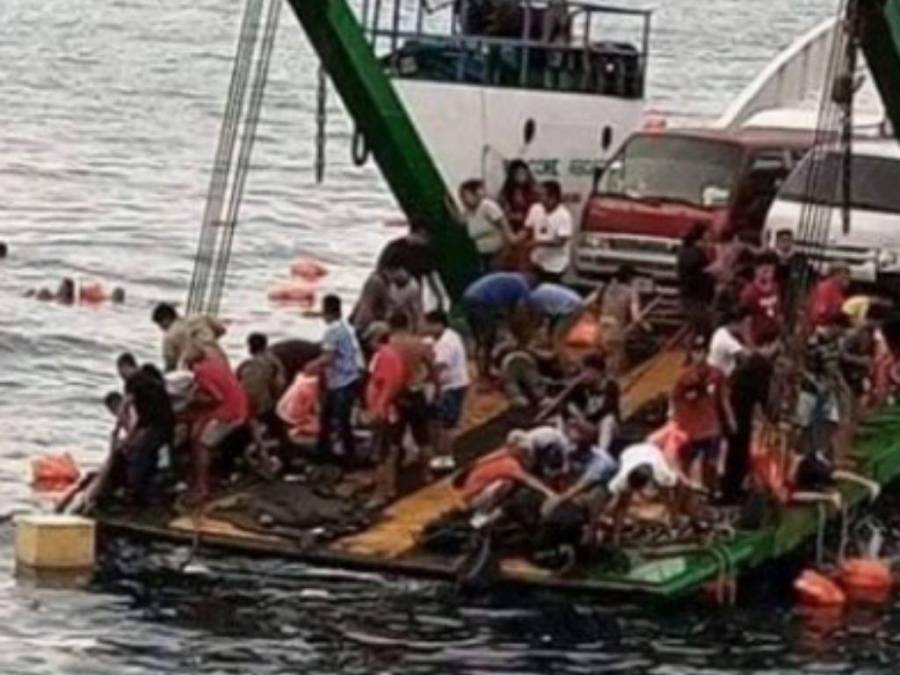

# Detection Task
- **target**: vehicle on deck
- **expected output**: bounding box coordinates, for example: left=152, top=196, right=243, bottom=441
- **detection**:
left=764, top=137, right=900, bottom=294
left=569, top=127, right=815, bottom=292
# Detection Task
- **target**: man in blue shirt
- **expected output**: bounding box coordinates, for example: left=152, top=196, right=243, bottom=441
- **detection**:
left=528, top=283, right=589, bottom=357
left=462, top=272, right=534, bottom=378
left=306, top=294, right=364, bottom=460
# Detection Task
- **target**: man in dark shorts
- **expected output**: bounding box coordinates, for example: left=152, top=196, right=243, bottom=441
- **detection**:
left=113, top=352, right=175, bottom=505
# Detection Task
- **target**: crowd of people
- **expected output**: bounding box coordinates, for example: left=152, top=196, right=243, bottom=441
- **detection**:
left=84, top=170, right=899, bottom=575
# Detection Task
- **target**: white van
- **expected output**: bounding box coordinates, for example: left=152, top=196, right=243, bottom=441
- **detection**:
left=763, top=138, right=900, bottom=292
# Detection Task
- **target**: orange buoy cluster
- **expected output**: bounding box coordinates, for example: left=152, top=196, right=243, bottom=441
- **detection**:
left=795, top=559, right=894, bottom=609
left=268, top=256, right=329, bottom=309
left=31, top=452, right=81, bottom=491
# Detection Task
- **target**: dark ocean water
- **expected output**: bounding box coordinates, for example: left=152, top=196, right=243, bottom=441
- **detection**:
left=6, top=0, right=896, bottom=672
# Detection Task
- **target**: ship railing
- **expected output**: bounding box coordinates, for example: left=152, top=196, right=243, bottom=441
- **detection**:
left=359, top=0, right=651, bottom=97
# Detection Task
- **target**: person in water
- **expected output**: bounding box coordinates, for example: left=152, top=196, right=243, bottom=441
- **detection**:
left=151, top=302, right=228, bottom=372
left=27, top=278, right=126, bottom=304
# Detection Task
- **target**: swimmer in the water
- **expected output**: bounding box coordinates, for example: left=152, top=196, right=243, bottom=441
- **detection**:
left=26, top=278, right=124, bottom=304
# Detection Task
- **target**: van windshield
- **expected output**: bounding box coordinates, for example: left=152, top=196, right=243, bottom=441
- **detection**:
left=779, top=150, right=900, bottom=214
left=598, top=135, right=744, bottom=207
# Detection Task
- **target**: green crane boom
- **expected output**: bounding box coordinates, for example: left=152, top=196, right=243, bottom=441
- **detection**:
left=284, top=0, right=481, bottom=301
left=859, top=0, right=900, bottom=138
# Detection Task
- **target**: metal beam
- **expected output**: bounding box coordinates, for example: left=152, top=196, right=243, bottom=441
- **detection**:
left=859, top=0, right=900, bottom=139
left=284, top=0, right=481, bottom=300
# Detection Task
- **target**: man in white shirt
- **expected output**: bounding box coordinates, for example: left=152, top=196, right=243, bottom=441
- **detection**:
left=527, top=180, right=573, bottom=283
left=707, top=308, right=750, bottom=377
left=459, top=179, right=518, bottom=272
left=424, top=310, right=471, bottom=470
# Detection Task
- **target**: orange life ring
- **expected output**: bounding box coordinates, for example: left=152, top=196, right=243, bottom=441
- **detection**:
left=794, top=569, right=846, bottom=608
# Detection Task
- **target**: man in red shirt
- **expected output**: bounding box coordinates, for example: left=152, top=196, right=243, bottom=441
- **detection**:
left=365, top=325, right=409, bottom=507
left=184, top=346, right=249, bottom=505
left=671, top=335, right=735, bottom=494
left=808, top=262, right=851, bottom=328
left=740, top=254, right=781, bottom=346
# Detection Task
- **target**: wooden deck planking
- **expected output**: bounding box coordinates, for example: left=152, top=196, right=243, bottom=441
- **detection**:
left=333, top=346, right=684, bottom=559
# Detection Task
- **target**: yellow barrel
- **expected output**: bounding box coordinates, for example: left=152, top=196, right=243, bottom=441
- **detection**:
left=14, top=514, right=95, bottom=570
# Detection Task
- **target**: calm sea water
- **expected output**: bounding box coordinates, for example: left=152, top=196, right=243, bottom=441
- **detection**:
left=6, top=0, right=895, bottom=672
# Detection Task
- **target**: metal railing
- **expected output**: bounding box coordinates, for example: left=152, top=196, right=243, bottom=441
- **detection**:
left=358, top=0, right=651, bottom=97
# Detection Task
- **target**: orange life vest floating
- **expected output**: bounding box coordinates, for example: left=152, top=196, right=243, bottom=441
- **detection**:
left=794, top=569, right=846, bottom=608
left=277, top=374, right=320, bottom=439
left=267, top=282, right=316, bottom=307
left=289, top=257, right=328, bottom=282
left=31, top=452, right=81, bottom=491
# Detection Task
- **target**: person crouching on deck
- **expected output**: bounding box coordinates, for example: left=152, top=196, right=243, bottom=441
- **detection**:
left=671, top=334, right=735, bottom=496
left=305, top=294, right=364, bottom=462
left=107, top=353, right=175, bottom=506
left=599, top=440, right=697, bottom=546
left=183, top=346, right=249, bottom=507
left=461, top=271, right=534, bottom=379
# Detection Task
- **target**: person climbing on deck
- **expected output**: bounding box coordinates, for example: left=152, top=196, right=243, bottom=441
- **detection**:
left=183, top=345, right=249, bottom=507
left=151, top=302, right=228, bottom=372
left=424, top=309, right=470, bottom=472
left=461, top=271, right=534, bottom=378
left=739, top=253, right=782, bottom=346
left=676, top=222, right=715, bottom=337
left=459, top=178, right=520, bottom=273
left=267, top=338, right=322, bottom=383
left=808, top=262, right=852, bottom=328
left=526, top=180, right=573, bottom=284
left=671, top=334, right=735, bottom=495
left=526, top=282, right=589, bottom=359
left=599, top=264, right=643, bottom=376
left=305, top=294, right=364, bottom=461
left=497, top=337, right=562, bottom=409
left=104, top=353, right=175, bottom=507
left=506, top=426, right=575, bottom=481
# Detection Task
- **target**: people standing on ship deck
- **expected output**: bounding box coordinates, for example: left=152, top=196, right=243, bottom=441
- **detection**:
left=808, top=262, right=851, bottom=329
left=498, top=159, right=539, bottom=269
left=151, top=302, right=229, bottom=372
left=526, top=180, right=573, bottom=284
left=676, top=223, right=715, bottom=338
left=305, top=295, right=364, bottom=461
left=459, top=178, right=520, bottom=272
left=671, top=334, right=735, bottom=495
left=351, top=267, right=392, bottom=338
left=183, top=345, right=249, bottom=506
left=385, top=265, right=425, bottom=333
left=739, top=253, right=782, bottom=347
left=424, top=309, right=470, bottom=471
left=599, top=264, right=642, bottom=376
left=237, top=332, right=287, bottom=443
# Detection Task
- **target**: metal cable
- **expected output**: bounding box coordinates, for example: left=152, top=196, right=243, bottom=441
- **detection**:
left=187, top=0, right=263, bottom=315
left=208, top=0, right=281, bottom=315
